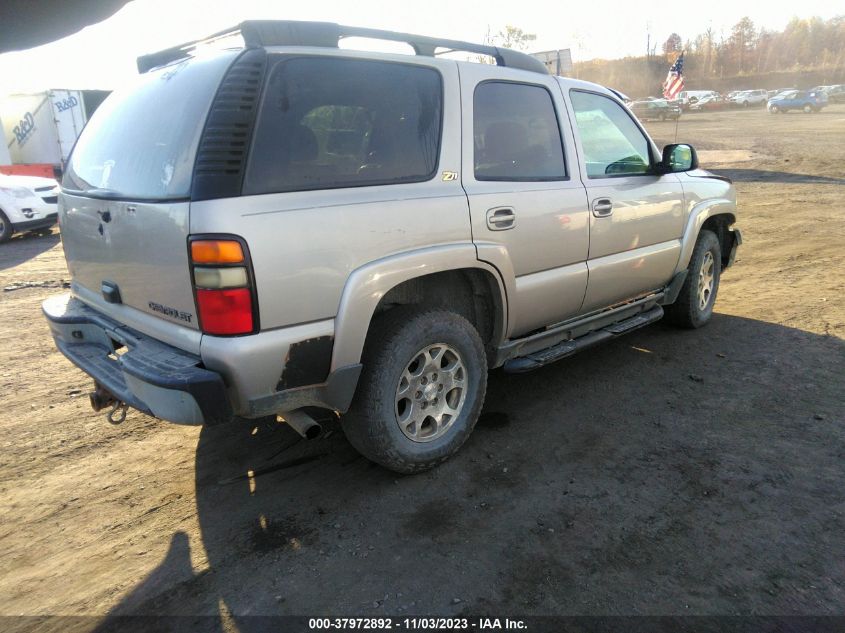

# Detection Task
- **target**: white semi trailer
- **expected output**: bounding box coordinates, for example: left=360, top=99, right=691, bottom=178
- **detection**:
left=1, top=90, right=91, bottom=174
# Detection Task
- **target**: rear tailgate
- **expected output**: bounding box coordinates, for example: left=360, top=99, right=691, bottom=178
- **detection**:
left=58, top=49, right=239, bottom=352
left=60, top=194, right=197, bottom=331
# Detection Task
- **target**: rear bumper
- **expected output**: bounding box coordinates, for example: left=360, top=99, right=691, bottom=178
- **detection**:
left=43, top=293, right=232, bottom=425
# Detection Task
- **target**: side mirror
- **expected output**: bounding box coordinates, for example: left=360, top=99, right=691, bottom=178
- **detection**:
left=658, top=143, right=698, bottom=173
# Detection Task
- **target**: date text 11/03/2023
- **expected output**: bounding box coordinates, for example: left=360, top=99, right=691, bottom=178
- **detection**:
left=308, top=618, right=527, bottom=630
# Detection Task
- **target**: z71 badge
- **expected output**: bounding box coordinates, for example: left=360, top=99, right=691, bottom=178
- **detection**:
left=441, top=171, right=458, bottom=181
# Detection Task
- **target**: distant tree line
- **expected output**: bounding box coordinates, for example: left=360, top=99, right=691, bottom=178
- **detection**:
left=573, top=15, right=845, bottom=97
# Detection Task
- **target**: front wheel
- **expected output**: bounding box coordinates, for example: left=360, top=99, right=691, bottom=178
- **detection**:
left=803, top=104, right=813, bottom=113
left=0, top=211, right=12, bottom=243
left=769, top=105, right=779, bottom=114
left=665, top=230, right=722, bottom=329
left=343, top=308, right=488, bottom=473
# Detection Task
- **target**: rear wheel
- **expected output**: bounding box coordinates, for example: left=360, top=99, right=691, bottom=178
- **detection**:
left=0, top=211, right=12, bottom=243
left=803, top=104, right=813, bottom=113
left=343, top=308, right=488, bottom=473
left=665, top=230, right=721, bottom=329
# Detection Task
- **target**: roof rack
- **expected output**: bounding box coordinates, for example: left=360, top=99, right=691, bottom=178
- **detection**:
left=137, top=20, right=549, bottom=75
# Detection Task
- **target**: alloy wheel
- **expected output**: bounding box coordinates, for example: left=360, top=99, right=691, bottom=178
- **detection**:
left=698, top=251, right=715, bottom=311
left=394, top=343, right=467, bottom=443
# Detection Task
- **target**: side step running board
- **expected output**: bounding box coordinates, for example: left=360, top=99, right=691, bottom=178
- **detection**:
left=503, top=305, right=664, bottom=373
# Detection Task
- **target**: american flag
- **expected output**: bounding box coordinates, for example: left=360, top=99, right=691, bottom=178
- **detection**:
left=663, top=52, right=685, bottom=100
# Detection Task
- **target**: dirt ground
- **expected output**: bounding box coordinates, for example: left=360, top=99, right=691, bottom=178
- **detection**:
left=1, top=105, right=843, bottom=627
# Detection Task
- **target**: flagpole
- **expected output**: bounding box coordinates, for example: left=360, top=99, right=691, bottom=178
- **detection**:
left=674, top=101, right=680, bottom=143
left=673, top=50, right=685, bottom=143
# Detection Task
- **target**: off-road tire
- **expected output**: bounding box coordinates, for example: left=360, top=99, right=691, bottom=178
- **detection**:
left=342, top=308, right=487, bottom=474
left=0, top=211, right=12, bottom=243
left=665, top=229, right=721, bottom=329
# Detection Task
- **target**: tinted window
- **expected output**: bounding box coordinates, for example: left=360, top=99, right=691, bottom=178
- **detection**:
left=569, top=90, right=652, bottom=178
left=244, top=58, right=442, bottom=194
left=63, top=52, right=236, bottom=199
left=473, top=82, right=565, bottom=181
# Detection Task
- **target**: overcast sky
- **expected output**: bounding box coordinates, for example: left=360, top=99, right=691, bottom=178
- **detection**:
left=0, top=0, right=840, bottom=92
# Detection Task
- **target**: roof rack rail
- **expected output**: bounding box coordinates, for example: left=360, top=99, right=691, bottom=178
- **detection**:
left=137, top=20, right=549, bottom=75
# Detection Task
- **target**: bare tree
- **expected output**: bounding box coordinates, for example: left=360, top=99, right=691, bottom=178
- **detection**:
left=492, top=26, right=537, bottom=51
left=662, top=33, right=683, bottom=55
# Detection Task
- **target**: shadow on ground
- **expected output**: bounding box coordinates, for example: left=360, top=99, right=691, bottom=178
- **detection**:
left=0, top=231, right=60, bottom=271
left=93, top=314, right=845, bottom=628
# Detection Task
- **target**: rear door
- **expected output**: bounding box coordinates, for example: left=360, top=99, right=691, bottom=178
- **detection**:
left=459, top=64, right=590, bottom=337
left=565, top=88, right=684, bottom=312
left=59, top=51, right=238, bottom=348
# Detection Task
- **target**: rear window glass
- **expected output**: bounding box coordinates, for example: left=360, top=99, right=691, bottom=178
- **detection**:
left=63, top=52, right=236, bottom=200
left=243, top=57, right=442, bottom=195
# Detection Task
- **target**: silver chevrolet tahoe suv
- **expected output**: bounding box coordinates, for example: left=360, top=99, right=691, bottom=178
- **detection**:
left=43, top=21, right=741, bottom=473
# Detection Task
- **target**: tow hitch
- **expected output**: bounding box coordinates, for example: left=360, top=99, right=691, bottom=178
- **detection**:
left=89, top=383, right=128, bottom=424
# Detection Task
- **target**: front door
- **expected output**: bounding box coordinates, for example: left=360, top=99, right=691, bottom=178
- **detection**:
left=460, top=64, right=590, bottom=338
left=565, top=89, right=685, bottom=312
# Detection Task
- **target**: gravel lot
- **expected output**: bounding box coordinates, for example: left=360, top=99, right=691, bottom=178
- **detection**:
left=1, top=105, right=843, bottom=626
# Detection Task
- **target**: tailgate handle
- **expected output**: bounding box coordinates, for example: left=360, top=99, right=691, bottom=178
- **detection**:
left=101, top=281, right=122, bottom=304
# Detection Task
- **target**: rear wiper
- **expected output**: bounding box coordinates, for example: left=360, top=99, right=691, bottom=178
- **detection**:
left=62, top=187, right=126, bottom=200
left=61, top=187, right=190, bottom=203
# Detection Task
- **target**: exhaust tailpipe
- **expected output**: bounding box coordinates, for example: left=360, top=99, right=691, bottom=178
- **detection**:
left=282, top=410, right=322, bottom=440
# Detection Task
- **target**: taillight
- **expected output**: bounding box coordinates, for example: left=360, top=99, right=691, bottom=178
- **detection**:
left=195, top=288, right=253, bottom=335
left=189, top=237, right=257, bottom=336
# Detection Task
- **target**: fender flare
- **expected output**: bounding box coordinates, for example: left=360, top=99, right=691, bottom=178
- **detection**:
left=330, top=243, right=509, bottom=371
left=674, top=199, right=736, bottom=275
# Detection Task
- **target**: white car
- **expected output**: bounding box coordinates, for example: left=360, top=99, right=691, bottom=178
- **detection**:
left=731, top=89, right=768, bottom=107
left=0, top=173, right=60, bottom=242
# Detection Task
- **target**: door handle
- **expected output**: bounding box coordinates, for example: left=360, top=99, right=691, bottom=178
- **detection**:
left=592, top=198, right=613, bottom=218
left=486, top=206, right=516, bottom=231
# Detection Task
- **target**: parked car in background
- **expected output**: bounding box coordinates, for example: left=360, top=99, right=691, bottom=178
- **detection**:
left=731, top=89, right=768, bottom=107
left=809, top=86, right=831, bottom=95
left=0, top=173, right=59, bottom=242
left=677, top=90, right=718, bottom=110
left=824, top=84, right=845, bottom=103
left=767, top=89, right=828, bottom=113
left=689, top=94, right=729, bottom=111
left=629, top=98, right=681, bottom=121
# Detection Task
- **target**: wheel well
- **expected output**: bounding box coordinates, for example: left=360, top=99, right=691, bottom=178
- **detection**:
left=372, top=269, right=504, bottom=358
left=701, top=214, right=735, bottom=268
